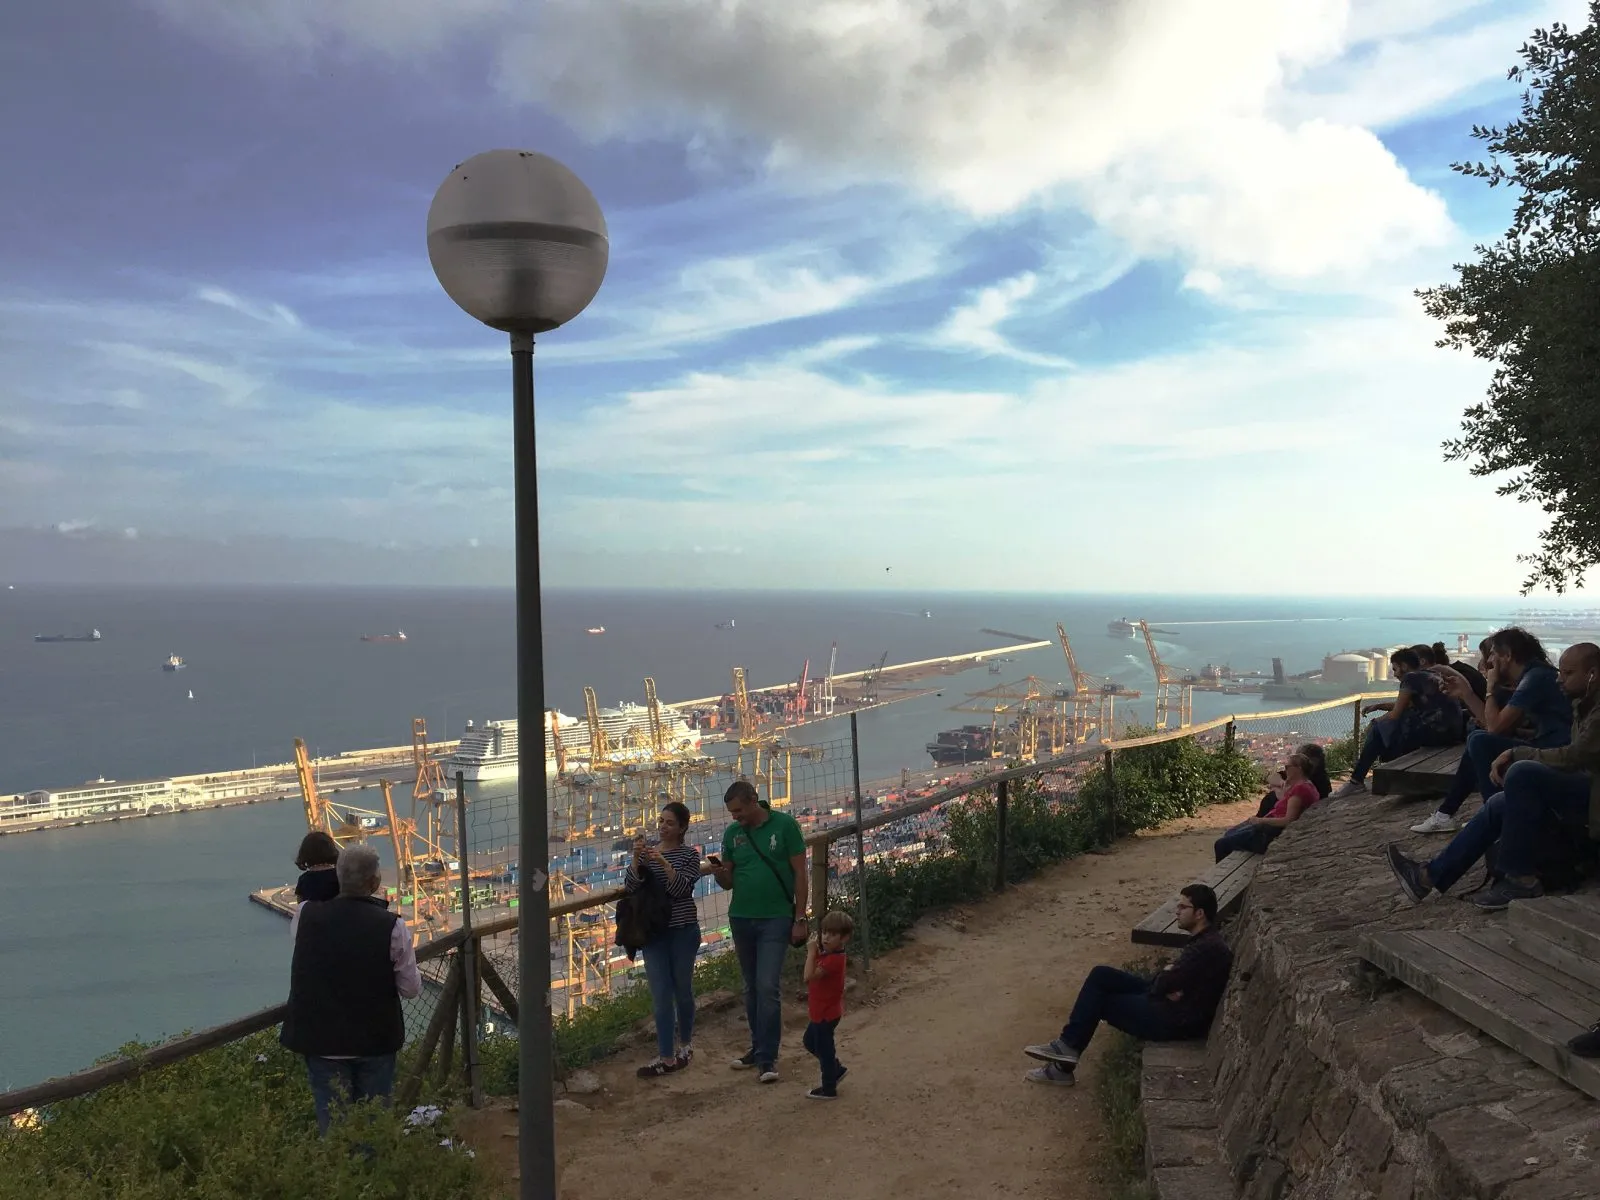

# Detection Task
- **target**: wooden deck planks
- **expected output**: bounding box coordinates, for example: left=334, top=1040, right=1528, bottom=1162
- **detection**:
left=1361, top=928, right=1600, bottom=1102
left=1372, top=744, right=1464, bottom=797
left=1133, top=851, right=1261, bottom=948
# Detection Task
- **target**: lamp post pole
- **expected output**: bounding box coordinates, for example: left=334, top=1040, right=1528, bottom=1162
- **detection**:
left=427, top=148, right=609, bottom=1200
left=510, top=331, right=555, bottom=1196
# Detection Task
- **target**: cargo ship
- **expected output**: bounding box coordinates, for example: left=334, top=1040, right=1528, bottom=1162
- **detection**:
left=162, top=654, right=185, bottom=672
left=926, top=725, right=998, bottom=765
left=35, top=629, right=101, bottom=643
left=361, top=631, right=407, bottom=643
left=1107, top=618, right=1137, bottom=638
left=448, top=701, right=703, bottom=781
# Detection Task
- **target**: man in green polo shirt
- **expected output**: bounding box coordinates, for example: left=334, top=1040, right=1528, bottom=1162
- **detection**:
left=708, top=779, right=808, bottom=1083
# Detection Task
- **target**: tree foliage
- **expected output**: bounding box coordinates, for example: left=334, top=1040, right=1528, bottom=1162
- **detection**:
left=1419, top=5, right=1600, bottom=592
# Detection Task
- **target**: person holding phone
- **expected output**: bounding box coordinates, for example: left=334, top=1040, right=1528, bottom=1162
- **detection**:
left=709, top=779, right=808, bottom=1084
left=625, top=801, right=704, bottom=1078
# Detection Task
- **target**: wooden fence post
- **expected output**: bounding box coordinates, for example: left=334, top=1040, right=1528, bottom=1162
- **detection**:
left=1224, top=720, right=1236, bottom=756
left=1352, top=697, right=1362, bottom=745
left=810, top=840, right=830, bottom=932
left=994, top=778, right=1009, bottom=891
left=1103, top=748, right=1117, bottom=841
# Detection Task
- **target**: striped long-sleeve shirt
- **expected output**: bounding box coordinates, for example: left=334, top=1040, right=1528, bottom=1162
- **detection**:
left=624, top=845, right=702, bottom=929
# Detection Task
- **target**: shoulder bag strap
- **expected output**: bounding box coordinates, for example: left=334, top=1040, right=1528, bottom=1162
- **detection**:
left=741, top=821, right=797, bottom=910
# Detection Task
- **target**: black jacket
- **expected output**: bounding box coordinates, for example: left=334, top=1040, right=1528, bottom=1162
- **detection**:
left=280, top=895, right=405, bottom=1058
left=294, top=867, right=340, bottom=903
left=1148, top=927, right=1233, bottom=1035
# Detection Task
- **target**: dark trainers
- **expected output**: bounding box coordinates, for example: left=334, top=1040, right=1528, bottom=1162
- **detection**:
left=1469, top=877, right=1544, bottom=911
left=636, top=1058, right=679, bottom=1078
left=1385, top=843, right=1432, bottom=906
left=757, top=1065, right=779, bottom=1084
left=807, top=1086, right=838, bottom=1100
left=1568, top=1023, right=1600, bottom=1058
left=730, top=1051, right=758, bottom=1071
left=1023, top=1038, right=1080, bottom=1066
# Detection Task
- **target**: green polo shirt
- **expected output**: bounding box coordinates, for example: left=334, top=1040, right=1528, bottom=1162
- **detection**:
left=722, top=807, right=806, bottom=919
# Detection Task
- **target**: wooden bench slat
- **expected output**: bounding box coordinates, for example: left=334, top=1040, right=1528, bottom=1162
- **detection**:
left=1372, top=743, right=1464, bottom=797
left=1132, top=851, right=1262, bottom=948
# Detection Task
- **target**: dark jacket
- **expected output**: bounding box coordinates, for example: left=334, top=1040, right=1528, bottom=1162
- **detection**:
left=1148, top=927, right=1233, bottom=1035
left=294, top=867, right=340, bottom=903
left=280, top=895, right=404, bottom=1058
left=1510, top=689, right=1600, bottom=838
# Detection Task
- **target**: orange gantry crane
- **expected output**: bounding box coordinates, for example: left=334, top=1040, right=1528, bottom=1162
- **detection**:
left=1138, top=620, right=1195, bottom=729
left=953, top=676, right=1053, bottom=762
left=1056, top=623, right=1142, bottom=743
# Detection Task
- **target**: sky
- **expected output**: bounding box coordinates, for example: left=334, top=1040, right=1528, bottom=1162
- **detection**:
left=0, top=0, right=1593, bottom=593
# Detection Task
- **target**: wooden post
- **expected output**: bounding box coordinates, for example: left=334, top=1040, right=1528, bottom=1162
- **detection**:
left=1224, top=720, right=1236, bottom=756
left=994, top=778, right=1009, bottom=891
left=399, top=956, right=463, bottom=1109
left=455, top=772, right=483, bottom=1107
left=849, top=711, right=871, bottom=974
left=434, top=965, right=462, bottom=1088
left=1352, top=697, right=1362, bottom=745
left=478, top=955, right=521, bottom=1026
left=1103, top=748, right=1117, bottom=842
left=810, top=838, right=830, bottom=932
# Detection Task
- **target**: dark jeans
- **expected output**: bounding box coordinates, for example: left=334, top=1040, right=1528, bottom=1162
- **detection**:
left=803, top=1019, right=843, bottom=1087
left=1059, top=965, right=1186, bottom=1053
left=642, top=923, right=701, bottom=1060
left=303, top=1053, right=397, bottom=1136
left=731, top=915, right=790, bottom=1067
left=1215, top=821, right=1282, bottom=862
left=1427, top=762, right=1592, bottom=891
left=1437, top=731, right=1528, bottom=817
left=1351, top=720, right=1422, bottom=784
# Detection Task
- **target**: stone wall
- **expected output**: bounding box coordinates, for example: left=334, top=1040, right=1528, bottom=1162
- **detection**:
left=1200, top=795, right=1600, bottom=1200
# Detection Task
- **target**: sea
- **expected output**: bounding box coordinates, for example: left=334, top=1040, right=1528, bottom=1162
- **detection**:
left=0, top=585, right=1545, bottom=1088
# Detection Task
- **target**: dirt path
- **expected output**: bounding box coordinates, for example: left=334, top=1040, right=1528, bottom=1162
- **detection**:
left=460, top=796, right=1258, bottom=1199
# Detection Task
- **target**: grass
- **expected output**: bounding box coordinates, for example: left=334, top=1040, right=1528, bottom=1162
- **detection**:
left=1095, top=1029, right=1155, bottom=1200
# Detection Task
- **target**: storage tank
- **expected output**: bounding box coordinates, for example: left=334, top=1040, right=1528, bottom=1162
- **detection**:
left=1367, top=652, right=1391, bottom=682
left=1325, top=653, right=1374, bottom=686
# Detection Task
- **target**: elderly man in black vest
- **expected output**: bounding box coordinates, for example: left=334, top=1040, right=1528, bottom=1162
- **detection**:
left=280, top=844, right=421, bottom=1134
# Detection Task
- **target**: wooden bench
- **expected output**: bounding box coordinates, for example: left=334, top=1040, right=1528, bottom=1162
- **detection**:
left=1360, top=895, right=1600, bottom=1101
left=1133, top=850, right=1261, bottom=947
left=1371, top=744, right=1463, bottom=797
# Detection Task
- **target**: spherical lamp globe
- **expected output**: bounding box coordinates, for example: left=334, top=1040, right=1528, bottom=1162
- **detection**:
left=427, top=149, right=608, bottom=335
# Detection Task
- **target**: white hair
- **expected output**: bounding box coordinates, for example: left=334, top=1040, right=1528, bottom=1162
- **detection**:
left=336, top=844, right=383, bottom=896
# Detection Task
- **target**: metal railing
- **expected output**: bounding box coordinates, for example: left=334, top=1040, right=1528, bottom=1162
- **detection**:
left=0, top=691, right=1383, bottom=1119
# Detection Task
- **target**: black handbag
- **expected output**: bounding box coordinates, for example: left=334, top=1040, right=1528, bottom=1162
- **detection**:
left=614, top=868, right=673, bottom=960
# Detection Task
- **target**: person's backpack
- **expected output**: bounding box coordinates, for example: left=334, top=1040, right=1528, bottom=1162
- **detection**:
left=614, top=871, right=673, bottom=961
left=1480, top=811, right=1600, bottom=894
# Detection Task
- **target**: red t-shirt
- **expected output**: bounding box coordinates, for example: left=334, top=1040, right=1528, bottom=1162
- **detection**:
left=808, top=949, right=847, bottom=1022
left=1266, top=779, right=1319, bottom=821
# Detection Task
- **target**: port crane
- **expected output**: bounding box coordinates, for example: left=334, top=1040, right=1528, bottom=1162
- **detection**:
left=1056, top=623, right=1142, bottom=743
left=1138, top=620, right=1195, bottom=729
left=952, top=676, right=1051, bottom=762
left=859, top=651, right=890, bottom=705
left=812, top=642, right=839, bottom=717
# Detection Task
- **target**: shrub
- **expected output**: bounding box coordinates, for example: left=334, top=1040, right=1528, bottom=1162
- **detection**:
left=1075, top=731, right=1262, bottom=835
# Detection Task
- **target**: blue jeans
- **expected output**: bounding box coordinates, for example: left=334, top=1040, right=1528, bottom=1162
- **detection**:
left=804, top=1019, right=843, bottom=1088
left=1059, top=965, right=1185, bottom=1052
left=1427, top=762, right=1592, bottom=890
left=303, top=1053, right=397, bottom=1135
left=1351, top=720, right=1418, bottom=784
left=1214, top=821, right=1281, bottom=862
left=641, top=923, right=701, bottom=1059
left=1437, top=731, right=1526, bottom=817
left=730, top=915, right=791, bottom=1067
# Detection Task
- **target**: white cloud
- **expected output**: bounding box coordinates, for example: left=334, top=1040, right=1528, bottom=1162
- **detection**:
left=939, top=273, right=1073, bottom=368
left=54, top=519, right=96, bottom=535
left=1181, top=270, right=1225, bottom=297
left=123, top=527, right=140, bottom=540
left=195, top=285, right=303, bottom=329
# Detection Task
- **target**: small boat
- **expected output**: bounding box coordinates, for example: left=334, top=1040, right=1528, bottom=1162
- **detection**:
left=360, top=631, right=407, bottom=643
left=922, top=610, right=933, bottom=619
left=35, top=629, right=101, bottom=643
left=186, top=689, right=195, bottom=701
left=715, top=619, right=736, bottom=630
left=162, top=655, right=185, bottom=672
left=586, top=626, right=605, bottom=635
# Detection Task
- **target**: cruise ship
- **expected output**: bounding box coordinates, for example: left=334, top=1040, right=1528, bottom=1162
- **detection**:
left=446, top=702, right=704, bottom=781
left=1107, top=618, right=1138, bottom=638
left=0, top=777, right=202, bottom=826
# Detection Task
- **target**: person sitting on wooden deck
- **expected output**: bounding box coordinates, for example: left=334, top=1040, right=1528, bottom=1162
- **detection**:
left=1021, top=884, right=1232, bottom=1087
left=1330, top=647, right=1466, bottom=799
left=1409, top=627, right=1572, bottom=835
left=1217, top=752, right=1320, bottom=861
left=1385, top=643, right=1600, bottom=912
left=1253, top=742, right=1330, bottom=818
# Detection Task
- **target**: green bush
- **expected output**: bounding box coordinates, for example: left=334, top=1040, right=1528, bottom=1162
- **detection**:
left=1323, top=730, right=1360, bottom=779
left=1075, top=731, right=1262, bottom=835
left=0, top=1032, right=489, bottom=1200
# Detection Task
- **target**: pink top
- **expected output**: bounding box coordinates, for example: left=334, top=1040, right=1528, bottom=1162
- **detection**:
left=1266, top=779, right=1319, bottom=821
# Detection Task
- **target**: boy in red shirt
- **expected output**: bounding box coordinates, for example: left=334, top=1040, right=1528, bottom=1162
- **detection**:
left=802, top=910, right=853, bottom=1100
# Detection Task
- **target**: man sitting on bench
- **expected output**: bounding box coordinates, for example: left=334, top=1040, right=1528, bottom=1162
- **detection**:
left=1386, top=643, right=1600, bottom=911
left=1022, top=884, right=1232, bottom=1087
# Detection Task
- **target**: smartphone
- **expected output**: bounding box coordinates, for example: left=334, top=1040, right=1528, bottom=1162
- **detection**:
left=706, top=853, right=722, bottom=866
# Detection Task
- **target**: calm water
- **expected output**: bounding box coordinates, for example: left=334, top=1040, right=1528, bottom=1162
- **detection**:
left=0, top=586, right=1526, bottom=1086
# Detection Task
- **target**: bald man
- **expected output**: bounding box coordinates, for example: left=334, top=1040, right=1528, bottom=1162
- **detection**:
left=1386, top=642, right=1600, bottom=914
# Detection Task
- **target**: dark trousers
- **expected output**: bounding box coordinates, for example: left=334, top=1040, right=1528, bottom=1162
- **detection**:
left=730, top=915, right=790, bottom=1066
left=1060, top=965, right=1186, bottom=1053
left=303, top=1053, right=396, bottom=1136
left=1437, top=731, right=1527, bottom=817
left=1427, top=762, right=1592, bottom=890
left=1215, top=820, right=1282, bottom=862
left=1351, top=720, right=1420, bottom=784
left=803, top=1019, right=843, bottom=1088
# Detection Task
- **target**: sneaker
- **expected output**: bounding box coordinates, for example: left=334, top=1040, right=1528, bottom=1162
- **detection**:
left=1025, top=1063, right=1076, bottom=1087
left=832, top=1066, right=848, bottom=1087
left=674, top=1046, right=694, bottom=1070
left=1023, top=1038, right=1080, bottom=1066
left=1469, top=878, right=1544, bottom=911
left=1330, top=780, right=1368, bottom=800
left=1410, top=811, right=1461, bottom=835
left=1568, top=1024, right=1600, bottom=1058
left=807, top=1086, right=838, bottom=1100
left=758, top=1065, right=779, bottom=1084
left=636, top=1058, right=679, bottom=1078
left=730, top=1051, right=758, bottom=1071
left=1385, top=843, right=1432, bottom=906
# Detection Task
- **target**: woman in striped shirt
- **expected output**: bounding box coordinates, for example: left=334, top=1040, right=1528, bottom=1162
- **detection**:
left=626, top=800, right=704, bottom=1077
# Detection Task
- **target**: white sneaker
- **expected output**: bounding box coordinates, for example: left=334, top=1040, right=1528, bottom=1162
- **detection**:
left=1330, top=780, right=1368, bottom=799
left=1410, top=811, right=1461, bottom=834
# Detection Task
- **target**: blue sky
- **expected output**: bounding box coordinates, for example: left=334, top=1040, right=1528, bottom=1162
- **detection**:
left=1, top=0, right=1592, bottom=593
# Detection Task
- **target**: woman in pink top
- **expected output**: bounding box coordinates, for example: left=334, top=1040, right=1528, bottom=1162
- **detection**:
left=1214, top=753, right=1320, bottom=862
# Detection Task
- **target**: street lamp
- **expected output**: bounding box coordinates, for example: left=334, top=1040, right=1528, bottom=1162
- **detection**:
left=427, top=149, right=608, bottom=1200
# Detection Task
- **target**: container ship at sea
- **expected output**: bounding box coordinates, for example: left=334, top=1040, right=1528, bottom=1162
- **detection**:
left=34, top=629, right=101, bottom=643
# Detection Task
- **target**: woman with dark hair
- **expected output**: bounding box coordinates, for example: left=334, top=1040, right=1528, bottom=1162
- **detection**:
left=1430, top=642, right=1488, bottom=703
left=626, top=801, right=704, bottom=1077
left=1255, top=742, right=1330, bottom=817
left=293, top=830, right=341, bottom=904
left=1332, top=647, right=1466, bottom=798
left=1412, top=627, right=1572, bottom=834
